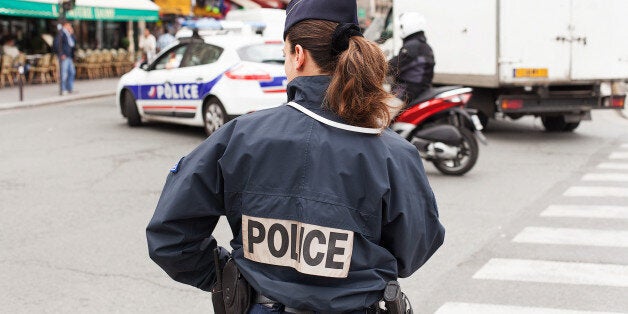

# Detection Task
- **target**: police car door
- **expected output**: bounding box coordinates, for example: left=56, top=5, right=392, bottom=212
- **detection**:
left=136, top=43, right=194, bottom=120
left=170, top=40, right=227, bottom=122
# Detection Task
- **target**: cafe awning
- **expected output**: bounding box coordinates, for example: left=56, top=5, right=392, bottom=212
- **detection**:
left=0, top=0, right=160, bottom=21
left=154, top=0, right=191, bottom=16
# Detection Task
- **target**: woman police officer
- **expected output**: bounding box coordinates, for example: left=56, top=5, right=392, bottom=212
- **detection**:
left=146, top=1, right=445, bottom=313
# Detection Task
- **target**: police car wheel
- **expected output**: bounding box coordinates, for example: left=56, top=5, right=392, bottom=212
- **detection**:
left=124, top=91, right=142, bottom=127
left=203, top=98, right=227, bottom=136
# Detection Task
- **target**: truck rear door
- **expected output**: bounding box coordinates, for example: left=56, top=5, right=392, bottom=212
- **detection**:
left=570, top=0, right=628, bottom=80
left=499, top=0, right=572, bottom=84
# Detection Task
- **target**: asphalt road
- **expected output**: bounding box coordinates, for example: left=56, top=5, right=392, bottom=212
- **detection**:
left=1, top=97, right=627, bottom=313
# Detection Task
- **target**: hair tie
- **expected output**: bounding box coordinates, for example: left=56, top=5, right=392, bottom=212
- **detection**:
left=331, top=23, right=363, bottom=56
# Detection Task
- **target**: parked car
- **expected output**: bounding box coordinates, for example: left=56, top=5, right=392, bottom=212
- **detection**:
left=116, top=32, right=286, bottom=135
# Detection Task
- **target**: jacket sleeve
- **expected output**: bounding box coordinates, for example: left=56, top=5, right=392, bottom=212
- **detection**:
left=146, top=124, right=235, bottom=291
left=381, top=148, right=445, bottom=278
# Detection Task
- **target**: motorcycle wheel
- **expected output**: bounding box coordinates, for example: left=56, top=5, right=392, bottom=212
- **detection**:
left=431, top=128, right=479, bottom=176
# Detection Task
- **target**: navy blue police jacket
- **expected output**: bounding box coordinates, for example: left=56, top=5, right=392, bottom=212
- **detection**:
left=146, top=75, right=445, bottom=312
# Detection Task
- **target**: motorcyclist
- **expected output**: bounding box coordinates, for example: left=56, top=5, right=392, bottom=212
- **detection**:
left=388, top=12, right=435, bottom=105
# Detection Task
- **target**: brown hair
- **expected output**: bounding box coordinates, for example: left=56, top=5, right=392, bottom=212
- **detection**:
left=286, top=20, right=393, bottom=129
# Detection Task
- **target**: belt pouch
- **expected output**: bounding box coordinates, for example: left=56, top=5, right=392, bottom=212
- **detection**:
left=222, top=258, right=253, bottom=313
left=211, top=249, right=227, bottom=314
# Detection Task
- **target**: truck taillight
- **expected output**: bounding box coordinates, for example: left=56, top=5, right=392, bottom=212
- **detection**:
left=502, top=99, right=523, bottom=110
left=612, top=97, right=625, bottom=108
left=225, top=65, right=272, bottom=81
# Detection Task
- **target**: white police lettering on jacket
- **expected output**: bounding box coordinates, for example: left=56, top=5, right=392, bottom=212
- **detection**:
left=242, top=215, right=354, bottom=278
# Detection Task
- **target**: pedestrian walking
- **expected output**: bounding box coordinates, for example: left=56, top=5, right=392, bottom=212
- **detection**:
left=138, top=28, right=157, bottom=62
left=156, top=27, right=175, bottom=52
left=53, top=21, right=76, bottom=95
left=146, top=1, right=445, bottom=313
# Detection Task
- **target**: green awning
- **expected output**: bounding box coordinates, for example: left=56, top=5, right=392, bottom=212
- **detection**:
left=0, top=0, right=160, bottom=21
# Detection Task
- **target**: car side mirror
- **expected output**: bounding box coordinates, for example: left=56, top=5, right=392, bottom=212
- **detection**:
left=140, top=62, right=149, bottom=71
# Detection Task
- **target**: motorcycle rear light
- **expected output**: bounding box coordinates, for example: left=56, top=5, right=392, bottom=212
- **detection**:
left=443, top=93, right=472, bottom=104
left=502, top=99, right=523, bottom=110
left=225, top=65, right=272, bottom=81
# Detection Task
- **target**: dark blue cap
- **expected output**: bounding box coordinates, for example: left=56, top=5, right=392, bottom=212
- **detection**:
left=284, top=0, right=359, bottom=39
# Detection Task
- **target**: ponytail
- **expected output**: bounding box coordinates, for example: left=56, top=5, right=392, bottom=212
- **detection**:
left=286, top=20, right=394, bottom=129
left=326, top=36, right=391, bottom=129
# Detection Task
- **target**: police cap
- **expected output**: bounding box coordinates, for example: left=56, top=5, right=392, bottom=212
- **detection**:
left=284, top=0, right=359, bottom=39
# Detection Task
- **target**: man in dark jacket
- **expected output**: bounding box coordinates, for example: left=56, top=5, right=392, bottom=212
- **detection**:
left=388, top=12, right=435, bottom=105
left=53, top=21, right=76, bottom=95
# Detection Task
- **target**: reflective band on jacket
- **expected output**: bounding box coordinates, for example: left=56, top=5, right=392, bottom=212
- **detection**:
left=287, top=102, right=382, bottom=134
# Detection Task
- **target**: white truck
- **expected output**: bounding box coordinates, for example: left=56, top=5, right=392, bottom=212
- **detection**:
left=368, top=0, right=627, bottom=131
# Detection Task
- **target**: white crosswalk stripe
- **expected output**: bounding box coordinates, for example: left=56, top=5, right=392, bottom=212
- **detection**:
left=512, top=226, right=628, bottom=248
left=564, top=186, right=628, bottom=197
left=609, top=152, right=628, bottom=160
left=541, top=205, right=628, bottom=220
left=597, top=162, right=628, bottom=170
left=435, top=302, right=624, bottom=314
left=472, top=258, right=628, bottom=288
left=583, top=173, right=628, bottom=182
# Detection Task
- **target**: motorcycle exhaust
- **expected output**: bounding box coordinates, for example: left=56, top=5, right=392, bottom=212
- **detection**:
left=411, top=125, right=464, bottom=160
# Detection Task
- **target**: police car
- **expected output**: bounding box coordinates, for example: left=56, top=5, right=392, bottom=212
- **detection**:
left=116, top=30, right=287, bottom=135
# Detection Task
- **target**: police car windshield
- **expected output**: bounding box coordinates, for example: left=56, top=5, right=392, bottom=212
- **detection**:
left=237, top=43, right=284, bottom=64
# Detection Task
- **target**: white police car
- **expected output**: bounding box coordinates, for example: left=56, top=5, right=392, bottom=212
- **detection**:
left=116, top=32, right=286, bottom=135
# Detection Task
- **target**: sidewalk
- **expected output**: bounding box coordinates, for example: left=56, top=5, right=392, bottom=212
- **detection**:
left=0, top=78, right=119, bottom=110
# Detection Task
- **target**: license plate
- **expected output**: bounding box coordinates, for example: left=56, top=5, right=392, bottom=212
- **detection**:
left=514, top=68, right=548, bottom=78
left=471, top=114, right=484, bottom=131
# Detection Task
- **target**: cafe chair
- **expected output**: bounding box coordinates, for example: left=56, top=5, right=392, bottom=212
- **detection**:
left=1, top=55, right=15, bottom=88
left=28, top=54, right=52, bottom=84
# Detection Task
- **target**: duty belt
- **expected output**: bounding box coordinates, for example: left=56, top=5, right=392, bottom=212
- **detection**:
left=255, top=294, right=314, bottom=314
left=255, top=293, right=382, bottom=314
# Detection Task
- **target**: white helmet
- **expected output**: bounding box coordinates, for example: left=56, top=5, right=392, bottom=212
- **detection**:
left=398, top=12, right=427, bottom=39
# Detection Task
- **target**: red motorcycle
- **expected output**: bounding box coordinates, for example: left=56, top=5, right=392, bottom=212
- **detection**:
left=391, top=86, right=487, bottom=175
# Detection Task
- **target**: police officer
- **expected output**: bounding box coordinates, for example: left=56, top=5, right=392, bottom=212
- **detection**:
left=388, top=12, right=435, bottom=105
left=146, top=1, right=445, bottom=313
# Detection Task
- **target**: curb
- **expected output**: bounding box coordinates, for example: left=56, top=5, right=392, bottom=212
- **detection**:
left=0, top=91, right=115, bottom=111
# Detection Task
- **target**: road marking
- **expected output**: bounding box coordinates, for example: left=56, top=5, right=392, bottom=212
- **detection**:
left=564, top=186, right=628, bottom=197
left=597, top=163, right=628, bottom=170
left=582, top=173, right=628, bottom=182
left=473, top=258, right=628, bottom=287
left=435, top=302, right=623, bottom=314
left=610, top=152, right=628, bottom=160
left=513, top=227, right=628, bottom=248
left=541, top=205, right=628, bottom=220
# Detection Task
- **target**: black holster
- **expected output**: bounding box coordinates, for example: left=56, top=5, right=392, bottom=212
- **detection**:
left=383, top=281, right=413, bottom=314
left=211, top=249, right=253, bottom=314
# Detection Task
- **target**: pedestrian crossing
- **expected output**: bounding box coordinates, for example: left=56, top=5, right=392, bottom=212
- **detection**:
left=435, top=143, right=628, bottom=313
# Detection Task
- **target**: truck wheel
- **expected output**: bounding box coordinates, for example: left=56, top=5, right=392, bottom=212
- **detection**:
left=541, top=116, right=580, bottom=132
left=124, top=91, right=142, bottom=127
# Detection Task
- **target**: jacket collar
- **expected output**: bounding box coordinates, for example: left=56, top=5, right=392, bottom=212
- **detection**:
left=286, top=75, right=340, bottom=122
